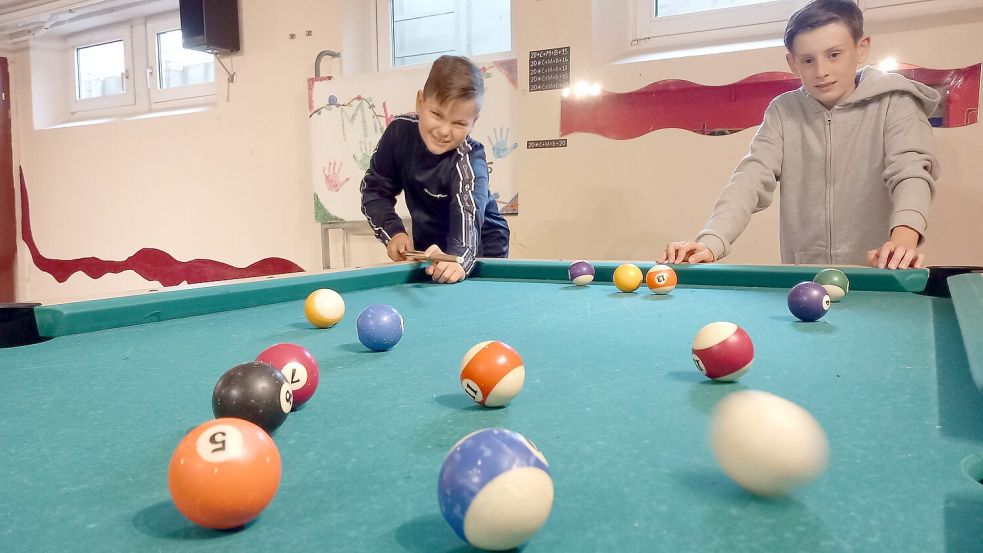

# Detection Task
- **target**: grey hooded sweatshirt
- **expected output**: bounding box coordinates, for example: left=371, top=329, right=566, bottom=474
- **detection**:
left=696, top=66, right=941, bottom=265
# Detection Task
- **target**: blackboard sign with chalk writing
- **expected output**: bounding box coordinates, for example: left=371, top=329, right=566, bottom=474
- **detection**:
left=529, top=47, right=570, bottom=92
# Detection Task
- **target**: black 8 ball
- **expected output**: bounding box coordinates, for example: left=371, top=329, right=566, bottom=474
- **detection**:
left=212, top=361, right=293, bottom=433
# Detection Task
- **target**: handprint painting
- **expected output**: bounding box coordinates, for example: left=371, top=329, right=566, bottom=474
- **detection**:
left=487, top=127, right=518, bottom=159
left=323, top=162, right=349, bottom=192
left=308, top=59, right=520, bottom=222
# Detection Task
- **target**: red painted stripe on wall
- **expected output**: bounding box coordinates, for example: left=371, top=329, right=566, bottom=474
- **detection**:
left=19, top=168, right=304, bottom=288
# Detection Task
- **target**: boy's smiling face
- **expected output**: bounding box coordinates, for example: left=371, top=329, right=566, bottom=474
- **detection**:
left=415, top=91, right=480, bottom=155
left=786, top=21, right=870, bottom=110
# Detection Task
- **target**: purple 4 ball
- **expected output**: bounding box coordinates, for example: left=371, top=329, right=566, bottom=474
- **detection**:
left=568, top=261, right=595, bottom=286
left=788, top=281, right=831, bottom=322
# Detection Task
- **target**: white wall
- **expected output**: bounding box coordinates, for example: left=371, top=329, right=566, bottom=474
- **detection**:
left=12, top=0, right=343, bottom=303
left=9, top=1, right=983, bottom=304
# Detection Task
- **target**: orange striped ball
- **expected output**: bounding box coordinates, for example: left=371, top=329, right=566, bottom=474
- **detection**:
left=646, top=265, right=678, bottom=294
left=459, top=341, right=525, bottom=407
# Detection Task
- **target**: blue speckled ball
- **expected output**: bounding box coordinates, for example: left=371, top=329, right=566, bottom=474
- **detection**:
left=438, top=428, right=553, bottom=551
left=356, top=304, right=403, bottom=351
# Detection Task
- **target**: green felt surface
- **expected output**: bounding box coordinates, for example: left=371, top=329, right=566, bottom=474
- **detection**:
left=950, top=272, right=983, bottom=397
left=1, top=264, right=981, bottom=552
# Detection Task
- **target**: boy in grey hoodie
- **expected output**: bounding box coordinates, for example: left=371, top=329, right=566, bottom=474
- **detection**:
left=659, top=0, right=940, bottom=269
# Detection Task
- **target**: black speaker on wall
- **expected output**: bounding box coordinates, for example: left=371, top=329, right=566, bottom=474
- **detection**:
left=179, top=0, right=240, bottom=54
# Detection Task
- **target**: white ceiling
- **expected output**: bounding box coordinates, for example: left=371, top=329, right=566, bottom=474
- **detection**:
left=0, top=0, right=174, bottom=44
left=0, top=1, right=60, bottom=16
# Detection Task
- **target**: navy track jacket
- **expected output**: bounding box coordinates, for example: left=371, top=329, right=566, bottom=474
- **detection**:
left=360, top=114, right=510, bottom=274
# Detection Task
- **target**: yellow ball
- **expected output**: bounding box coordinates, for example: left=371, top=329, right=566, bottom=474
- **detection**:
left=304, top=289, right=345, bottom=328
left=613, top=263, right=643, bottom=293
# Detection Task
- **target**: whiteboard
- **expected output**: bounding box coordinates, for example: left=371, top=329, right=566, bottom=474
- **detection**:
left=308, top=59, right=519, bottom=224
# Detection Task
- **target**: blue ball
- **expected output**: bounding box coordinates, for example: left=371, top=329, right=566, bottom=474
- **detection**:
left=356, top=304, right=403, bottom=351
left=788, top=281, right=831, bottom=322
left=438, top=428, right=554, bottom=550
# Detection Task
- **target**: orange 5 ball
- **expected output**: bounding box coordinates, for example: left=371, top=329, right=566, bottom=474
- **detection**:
left=168, top=418, right=282, bottom=529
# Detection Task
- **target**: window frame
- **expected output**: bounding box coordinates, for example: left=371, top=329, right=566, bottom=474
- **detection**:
left=374, top=0, right=512, bottom=70
left=630, top=0, right=983, bottom=52
left=145, top=13, right=216, bottom=106
left=68, top=24, right=136, bottom=114
left=634, top=0, right=798, bottom=44
left=861, top=0, right=982, bottom=14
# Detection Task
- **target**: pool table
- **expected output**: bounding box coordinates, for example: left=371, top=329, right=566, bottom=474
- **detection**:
left=1, top=261, right=981, bottom=552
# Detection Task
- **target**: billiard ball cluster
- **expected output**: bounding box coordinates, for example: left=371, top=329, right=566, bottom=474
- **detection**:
left=787, top=268, right=850, bottom=321
left=211, top=361, right=294, bottom=433
left=566, top=260, right=842, bottom=498
left=312, top=291, right=547, bottom=549
left=588, top=261, right=679, bottom=295
left=169, top=263, right=851, bottom=543
left=171, top=286, right=412, bottom=530
left=449, top=339, right=553, bottom=550
left=168, top=288, right=352, bottom=530
left=169, top=339, right=322, bottom=529
left=168, top=286, right=547, bottom=547
left=306, top=289, right=406, bottom=351
left=256, top=342, right=320, bottom=407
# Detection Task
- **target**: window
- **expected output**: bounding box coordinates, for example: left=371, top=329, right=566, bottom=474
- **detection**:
left=156, top=30, right=214, bottom=89
left=67, top=13, right=215, bottom=117
left=147, top=15, right=215, bottom=105
left=69, top=26, right=135, bottom=113
left=654, top=0, right=776, bottom=18
left=76, top=40, right=127, bottom=100
left=632, top=0, right=983, bottom=52
left=633, top=0, right=798, bottom=48
left=376, top=0, right=511, bottom=69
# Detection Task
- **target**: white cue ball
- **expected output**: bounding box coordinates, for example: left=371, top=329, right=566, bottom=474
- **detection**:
left=710, top=390, right=829, bottom=496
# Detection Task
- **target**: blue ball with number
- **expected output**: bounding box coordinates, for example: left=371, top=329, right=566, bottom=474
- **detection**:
left=356, top=304, right=403, bottom=351
left=438, top=428, right=554, bottom=551
left=788, top=281, right=831, bottom=322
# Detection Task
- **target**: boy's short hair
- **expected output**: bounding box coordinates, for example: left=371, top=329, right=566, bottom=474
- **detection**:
left=784, top=0, right=864, bottom=51
left=423, top=55, right=484, bottom=106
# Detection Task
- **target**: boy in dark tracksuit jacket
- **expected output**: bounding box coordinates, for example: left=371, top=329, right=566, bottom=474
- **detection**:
left=360, top=55, right=510, bottom=284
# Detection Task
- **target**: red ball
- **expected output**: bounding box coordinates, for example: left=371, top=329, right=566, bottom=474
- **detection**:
left=691, top=322, right=754, bottom=381
left=256, top=343, right=320, bottom=408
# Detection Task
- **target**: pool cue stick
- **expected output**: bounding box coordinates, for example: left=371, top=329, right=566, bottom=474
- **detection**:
left=405, top=250, right=464, bottom=264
